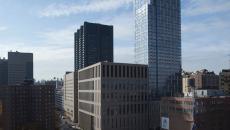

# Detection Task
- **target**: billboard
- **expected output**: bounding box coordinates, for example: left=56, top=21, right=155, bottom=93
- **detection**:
left=161, top=117, right=169, bottom=130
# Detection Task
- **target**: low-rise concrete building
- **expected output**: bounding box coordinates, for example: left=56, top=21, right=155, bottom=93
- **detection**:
left=55, top=86, right=64, bottom=112
left=63, top=72, right=78, bottom=123
left=160, top=96, right=230, bottom=130
left=194, top=89, right=225, bottom=97
left=78, top=62, right=149, bottom=130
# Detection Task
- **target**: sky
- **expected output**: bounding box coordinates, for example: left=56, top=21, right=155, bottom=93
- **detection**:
left=0, top=0, right=230, bottom=80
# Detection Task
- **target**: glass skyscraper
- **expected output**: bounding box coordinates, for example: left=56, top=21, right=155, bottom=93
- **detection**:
left=134, top=0, right=182, bottom=97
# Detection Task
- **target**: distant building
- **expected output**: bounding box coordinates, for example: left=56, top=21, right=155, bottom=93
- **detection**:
left=55, top=86, right=64, bottom=112
left=194, top=69, right=219, bottom=90
left=0, top=58, right=8, bottom=85
left=0, top=86, right=6, bottom=130
left=74, top=22, right=113, bottom=71
left=0, top=84, right=55, bottom=130
left=160, top=97, right=230, bottom=130
left=184, top=89, right=225, bottom=98
left=8, top=51, right=33, bottom=85
left=182, top=72, right=195, bottom=96
left=194, top=89, right=225, bottom=97
left=78, top=62, right=149, bottom=130
left=219, top=69, right=230, bottom=95
left=63, top=72, right=78, bottom=123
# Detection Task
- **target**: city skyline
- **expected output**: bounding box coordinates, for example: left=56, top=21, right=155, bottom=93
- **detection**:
left=0, top=0, right=230, bottom=80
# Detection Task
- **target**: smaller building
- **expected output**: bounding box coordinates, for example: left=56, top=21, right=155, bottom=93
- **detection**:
left=194, top=69, right=219, bottom=90
left=160, top=96, right=230, bottom=130
left=63, top=72, right=78, bottom=123
left=194, top=89, right=225, bottom=97
left=0, top=84, right=55, bottom=130
left=8, top=51, right=33, bottom=85
left=0, top=98, right=5, bottom=130
left=219, top=69, right=230, bottom=95
left=55, top=86, right=64, bottom=112
left=78, top=62, right=149, bottom=130
left=0, top=58, right=8, bottom=86
left=182, top=72, right=195, bottom=96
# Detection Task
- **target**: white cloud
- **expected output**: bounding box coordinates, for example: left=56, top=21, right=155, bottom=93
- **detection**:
left=183, top=0, right=230, bottom=16
left=0, top=41, right=73, bottom=80
left=40, top=0, right=132, bottom=17
left=0, top=26, right=7, bottom=31
left=181, top=0, right=230, bottom=72
left=114, top=46, right=134, bottom=63
left=0, top=25, right=76, bottom=80
left=182, top=18, right=230, bottom=34
left=93, top=12, right=134, bottom=41
left=36, top=26, right=76, bottom=46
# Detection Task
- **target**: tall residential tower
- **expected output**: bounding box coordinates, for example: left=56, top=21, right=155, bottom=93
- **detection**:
left=74, top=22, right=113, bottom=71
left=134, top=0, right=182, bottom=97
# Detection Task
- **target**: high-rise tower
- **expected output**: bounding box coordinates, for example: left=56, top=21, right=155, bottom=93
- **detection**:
left=74, top=22, right=113, bottom=71
left=134, top=0, right=182, bottom=97
left=8, top=51, right=33, bottom=85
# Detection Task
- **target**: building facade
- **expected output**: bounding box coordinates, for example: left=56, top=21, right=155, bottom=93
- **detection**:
left=0, top=58, right=8, bottom=85
left=160, top=97, right=230, bottom=130
left=63, top=72, right=78, bottom=123
left=182, top=72, right=195, bottom=96
left=134, top=1, right=181, bottom=129
left=219, top=69, right=230, bottom=95
left=8, top=51, right=33, bottom=85
left=194, top=89, right=224, bottom=97
left=55, top=86, right=64, bottom=112
left=31, top=85, right=55, bottom=130
left=0, top=85, right=55, bottom=130
left=194, top=69, right=219, bottom=90
left=134, top=0, right=182, bottom=97
left=78, top=62, right=149, bottom=130
left=74, top=22, right=113, bottom=71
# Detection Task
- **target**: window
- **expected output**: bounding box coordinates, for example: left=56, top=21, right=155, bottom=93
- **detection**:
left=145, top=67, right=147, bottom=78
left=131, top=67, right=133, bottom=78
left=141, top=67, right=144, bottom=78
left=123, top=66, right=126, bottom=77
left=119, top=66, right=121, bottom=77
left=107, top=65, right=109, bottom=77
left=102, top=65, right=105, bottom=77
left=134, top=67, right=136, bottom=78
left=138, top=67, right=140, bottom=78
left=111, top=65, right=113, bottom=77
left=115, top=66, right=117, bottom=77
left=127, top=66, right=129, bottom=78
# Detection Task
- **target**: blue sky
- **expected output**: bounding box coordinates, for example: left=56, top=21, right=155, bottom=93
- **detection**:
left=0, top=0, right=229, bottom=80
